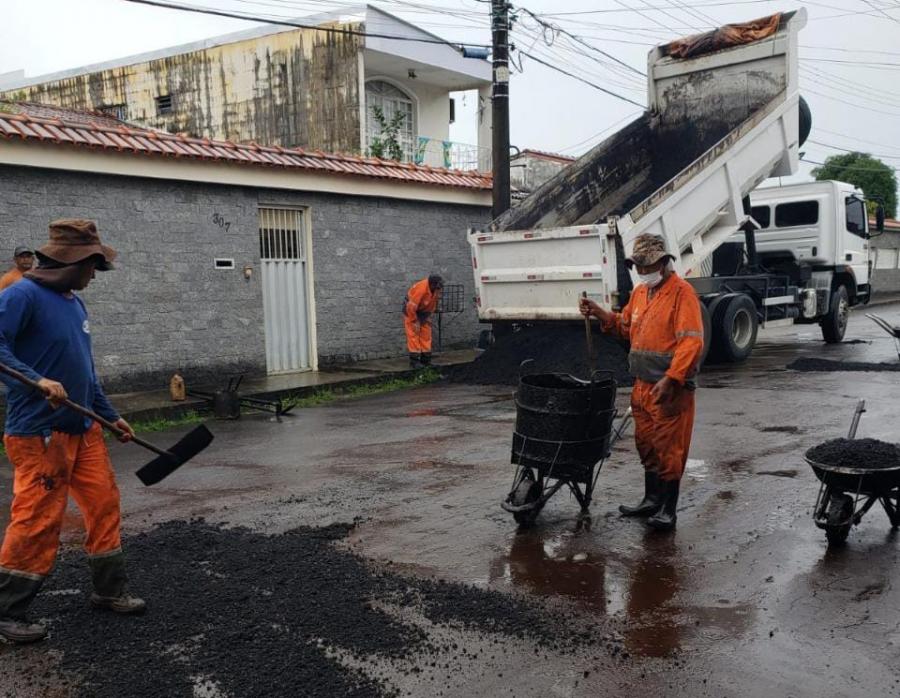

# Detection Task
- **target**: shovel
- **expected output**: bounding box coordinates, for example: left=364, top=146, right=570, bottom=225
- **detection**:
left=0, top=362, right=213, bottom=486
left=582, top=291, right=595, bottom=363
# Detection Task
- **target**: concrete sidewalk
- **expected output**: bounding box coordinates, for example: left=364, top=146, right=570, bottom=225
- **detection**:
left=110, top=349, right=478, bottom=423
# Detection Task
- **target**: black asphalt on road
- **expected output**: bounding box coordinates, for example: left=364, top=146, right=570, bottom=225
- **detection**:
left=2, top=305, right=900, bottom=696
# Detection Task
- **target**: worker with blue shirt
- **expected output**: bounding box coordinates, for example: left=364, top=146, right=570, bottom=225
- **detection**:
left=0, top=219, right=145, bottom=644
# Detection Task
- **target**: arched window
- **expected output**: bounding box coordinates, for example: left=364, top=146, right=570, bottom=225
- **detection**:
left=365, top=80, right=415, bottom=162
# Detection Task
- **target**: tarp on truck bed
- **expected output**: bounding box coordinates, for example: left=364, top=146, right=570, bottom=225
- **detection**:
left=662, top=13, right=782, bottom=60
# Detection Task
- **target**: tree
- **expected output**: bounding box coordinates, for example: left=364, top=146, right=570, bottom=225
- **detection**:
left=367, top=106, right=405, bottom=162
left=811, top=152, right=897, bottom=218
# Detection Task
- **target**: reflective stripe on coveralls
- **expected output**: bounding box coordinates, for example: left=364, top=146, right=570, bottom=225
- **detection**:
left=404, top=278, right=439, bottom=353
left=602, top=273, right=704, bottom=481
left=0, top=422, right=127, bottom=618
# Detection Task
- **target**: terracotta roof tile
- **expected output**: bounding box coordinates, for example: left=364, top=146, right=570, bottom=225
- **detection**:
left=0, top=103, right=492, bottom=191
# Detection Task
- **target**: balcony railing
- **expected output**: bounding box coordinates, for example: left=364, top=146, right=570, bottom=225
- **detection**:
left=414, top=137, right=491, bottom=172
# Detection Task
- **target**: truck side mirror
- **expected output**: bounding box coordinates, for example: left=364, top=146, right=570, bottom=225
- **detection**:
left=876, top=205, right=886, bottom=233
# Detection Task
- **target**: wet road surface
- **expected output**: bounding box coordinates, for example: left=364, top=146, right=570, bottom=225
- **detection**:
left=3, top=306, right=900, bottom=696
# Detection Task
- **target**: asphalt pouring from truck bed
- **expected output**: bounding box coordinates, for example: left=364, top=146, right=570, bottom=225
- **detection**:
left=2, top=306, right=900, bottom=696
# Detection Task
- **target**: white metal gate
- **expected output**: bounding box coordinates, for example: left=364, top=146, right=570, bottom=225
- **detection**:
left=259, top=207, right=312, bottom=374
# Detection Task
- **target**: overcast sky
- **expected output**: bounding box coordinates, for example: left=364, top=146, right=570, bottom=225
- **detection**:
left=2, top=0, right=899, bottom=188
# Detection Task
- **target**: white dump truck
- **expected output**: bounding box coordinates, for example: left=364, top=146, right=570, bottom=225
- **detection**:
left=469, top=9, right=885, bottom=362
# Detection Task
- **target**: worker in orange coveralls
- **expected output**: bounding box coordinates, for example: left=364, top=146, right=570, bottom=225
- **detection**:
left=0, top=220, right=145, bottom=644
left=580, top=233, right=704, bottom=531
left=0, top=246, right=35, bottom=291
left=404, top=274, right=443, bottom=368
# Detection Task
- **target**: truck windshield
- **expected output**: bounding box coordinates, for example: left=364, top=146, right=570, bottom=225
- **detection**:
left=775, top=201, right=819, bottom=227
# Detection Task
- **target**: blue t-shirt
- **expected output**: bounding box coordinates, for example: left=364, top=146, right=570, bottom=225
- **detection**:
left=0, top=279, right=119, bottom=436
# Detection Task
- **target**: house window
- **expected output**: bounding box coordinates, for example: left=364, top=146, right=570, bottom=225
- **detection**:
left=365, top=80, right=415, bottom=162
left=156, top=94, right=173, bottom=115
left=99, top=104, right=128, bottom=121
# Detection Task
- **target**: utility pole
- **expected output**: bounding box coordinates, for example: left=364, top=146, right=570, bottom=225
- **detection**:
left=491, top=0, right=511, bottom=220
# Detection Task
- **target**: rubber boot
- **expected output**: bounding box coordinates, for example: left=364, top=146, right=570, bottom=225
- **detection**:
left=647, top=479, right=680, bottom=531
left=89, top=553, right=146, bottom=615
left=0, top=572, right=47, bottom=643
left=420, top=352, right=432, bottom=367
left=619, top=470, right=661, bottom=517
left=409, top=353, right=422, bottom=369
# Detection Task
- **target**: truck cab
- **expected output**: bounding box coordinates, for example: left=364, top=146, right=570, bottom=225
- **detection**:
left=747, top=181, right=873, bottom=306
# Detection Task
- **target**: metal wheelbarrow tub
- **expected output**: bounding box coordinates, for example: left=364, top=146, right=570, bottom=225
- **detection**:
left=805, top=452, right=900, bottom=547
left=503, top=370, right=626, bottom=527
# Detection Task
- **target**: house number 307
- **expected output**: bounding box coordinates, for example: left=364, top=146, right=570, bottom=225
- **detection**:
left=211, top=213, right=232, bottom=232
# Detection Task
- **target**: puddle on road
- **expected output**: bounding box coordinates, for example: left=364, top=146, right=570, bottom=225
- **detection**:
left=489, top=528, right=753, bottom=659
left=757, top=469, right=799, bottom=479
left=683, top=459, right=708, bottom=481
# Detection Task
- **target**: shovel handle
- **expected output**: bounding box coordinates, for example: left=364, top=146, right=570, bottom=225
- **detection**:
left=0, top=362, right=168, bottom=457
left=582, top=291, right=594, bottom=359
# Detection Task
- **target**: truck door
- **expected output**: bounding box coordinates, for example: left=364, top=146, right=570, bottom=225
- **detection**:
left=843, top=196, right=869, bottom=287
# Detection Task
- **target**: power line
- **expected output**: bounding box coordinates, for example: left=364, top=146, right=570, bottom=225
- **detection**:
left=807, top=139, right=900, bottom=161
left=516, top=49, right=646, bottom=108
left=802, top=156, right=900, bottom=174
left=120, top=0, right=492, bottom=48
left=557, top=110, right=643, bottom=153
left=803, top=87, right=900, bottom=117
left=541, top=0, right=772, bottom=14
left=518, top=8, right=646, bottom=76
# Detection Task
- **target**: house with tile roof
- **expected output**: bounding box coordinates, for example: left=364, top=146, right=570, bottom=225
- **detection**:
left=0, top=5, right=492, bottom=171
left=0, top=102, right=490, bottom=389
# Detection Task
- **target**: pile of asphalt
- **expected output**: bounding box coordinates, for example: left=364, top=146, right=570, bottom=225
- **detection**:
left=451, top=325, right=633, bottom=387
left=806, top=438, right=900, bottom=470
left=787, top=358, right=900, bottom=373
left=29, top=519, right=625, bottom=697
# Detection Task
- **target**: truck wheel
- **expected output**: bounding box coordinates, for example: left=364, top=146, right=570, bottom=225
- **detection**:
left=821, top=285, right=849, bottom=343
left=711, top=294, right=758, bottom=363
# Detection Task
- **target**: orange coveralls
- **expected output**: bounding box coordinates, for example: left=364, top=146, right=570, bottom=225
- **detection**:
left=0, top=423, right=124, bottom=617
left=0, top=268, right=24, bottom=291
left=404, top=278, right=439, bottom=354
left=602, top=274, right=704, bottom=482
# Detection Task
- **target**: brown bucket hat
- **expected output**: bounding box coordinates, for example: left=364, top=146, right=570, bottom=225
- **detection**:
left=38, top=219, right=116, bottom=270
left=625, top=233, right=674, bottom=269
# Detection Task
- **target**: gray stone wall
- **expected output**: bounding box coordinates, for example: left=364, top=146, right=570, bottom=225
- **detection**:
left=0, top=165, right=488, bottom=391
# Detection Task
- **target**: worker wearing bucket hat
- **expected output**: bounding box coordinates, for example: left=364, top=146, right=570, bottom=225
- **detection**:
left=580, top=233, right=704, bottom=531
left=0, top=219, right=145, bottom=644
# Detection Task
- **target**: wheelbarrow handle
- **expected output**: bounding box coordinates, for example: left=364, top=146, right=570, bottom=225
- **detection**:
left=848, top=399, right=866, bottom=440
left=610, top=407, right=633, bottom=448
left=0, top=361, right=168, bottom=457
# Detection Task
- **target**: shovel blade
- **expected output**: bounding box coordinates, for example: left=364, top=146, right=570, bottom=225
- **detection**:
left=135, top=425, right=214, bottom=486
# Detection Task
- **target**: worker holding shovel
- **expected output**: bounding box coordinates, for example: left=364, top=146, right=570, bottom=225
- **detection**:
left=0, top=219, right=145, bottom=644
left=403, top=274, right=443, bottom=368
left=580, top=233, right=704, bottom=531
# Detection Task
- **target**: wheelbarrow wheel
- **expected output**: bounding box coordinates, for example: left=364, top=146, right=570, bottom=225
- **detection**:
left=825, top=493, right=853, bottom=547
left=511, top=470, right=543, bottom=527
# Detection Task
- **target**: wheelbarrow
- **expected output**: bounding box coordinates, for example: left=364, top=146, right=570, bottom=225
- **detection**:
left=865, top=313, right=900, bottom=359
left=501, top=369, right=632, bottom=527
left=805, top=399, right=900, bottom=546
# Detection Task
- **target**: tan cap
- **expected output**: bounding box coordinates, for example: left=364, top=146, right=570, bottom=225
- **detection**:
left=625, top=233, right=674, bottom=269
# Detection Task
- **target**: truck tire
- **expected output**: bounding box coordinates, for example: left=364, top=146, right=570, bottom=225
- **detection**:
left=710, top=294, right=758, bottom=363
left=821, top=285, right=849, bottom=343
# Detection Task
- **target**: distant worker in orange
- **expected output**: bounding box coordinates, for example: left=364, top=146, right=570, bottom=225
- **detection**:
left=0, top=246, right=34, bottom=291
left=580, top=233, right=704, bottom=531
left=404, top=274, right=443, bottom=368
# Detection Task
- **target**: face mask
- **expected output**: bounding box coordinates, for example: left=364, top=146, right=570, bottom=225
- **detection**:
left=638, top=270, right=663, bottom=288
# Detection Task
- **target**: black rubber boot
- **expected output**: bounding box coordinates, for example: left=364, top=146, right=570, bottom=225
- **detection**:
left=409, top=353, right=422, bottom=368
left=0, top=572, right=46, bottom=643
left=619, top=470, right=661, bottom=517
left=647, top=479, right=680, bottom=531
left=89, top=552, right=146, bottom=615
left=420, top=352, right=433, bottom=367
